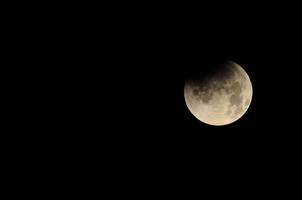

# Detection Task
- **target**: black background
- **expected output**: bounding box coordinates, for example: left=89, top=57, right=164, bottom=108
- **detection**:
left=76, top=3, right=300, bottom=175
left=8, top=2, right=301, bottom=194
left=83, top=3, right=302, bottom=187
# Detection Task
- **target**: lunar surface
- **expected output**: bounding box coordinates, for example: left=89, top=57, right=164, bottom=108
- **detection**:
left=184, top=61, right=253, bottom=126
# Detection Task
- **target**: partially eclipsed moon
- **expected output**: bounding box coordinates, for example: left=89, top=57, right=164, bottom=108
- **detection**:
left=184, top=61, right=253, bottom=126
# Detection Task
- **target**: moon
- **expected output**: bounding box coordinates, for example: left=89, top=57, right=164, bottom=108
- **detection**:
left=184, top=61, right=253, bottom=126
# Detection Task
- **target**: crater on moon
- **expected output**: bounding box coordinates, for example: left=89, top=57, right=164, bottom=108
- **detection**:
left=200, top=89, right=213, bottom=103
left=230, top=81, right=242, bottom=94
left=193, top=89, right=199, bottom=96
left=229, top=93, right=243, bottom=107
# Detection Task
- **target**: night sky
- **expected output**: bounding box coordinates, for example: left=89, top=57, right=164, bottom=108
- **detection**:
left=18, top=3, right=300, bottom=190
left=96, top=5, right=302, bottom=176
left=7, top=2, right=302, bottom=195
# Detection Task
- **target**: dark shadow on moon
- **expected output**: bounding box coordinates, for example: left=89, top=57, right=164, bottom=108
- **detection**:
left=188, top=76, right=245, bottom=107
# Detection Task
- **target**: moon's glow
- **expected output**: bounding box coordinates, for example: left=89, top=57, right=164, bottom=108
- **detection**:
left=184, top=61, right=253, bottom=126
